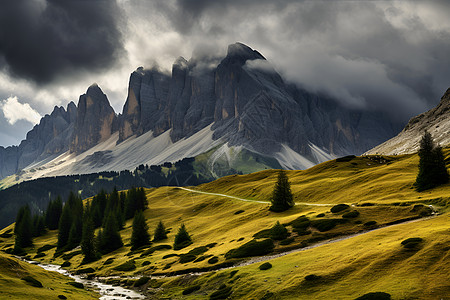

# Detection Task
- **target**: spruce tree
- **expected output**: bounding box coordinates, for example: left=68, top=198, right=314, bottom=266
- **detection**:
left=98, top=212, right=123, bottom=254
left=57, top=203, right=72, bottom=250
left=416, top=131, right=449, bottom=191
left=173, top=224, right=192, bottom=250
left=130, top=211, right=151, bottom=250
left=81, top=216, right=97, bottom=263
left=153, top=220, right=168, bottom=242
left=270, top=221, right=289, bottom=240
left=14, top=205, right=33, bottom=253
left=45, top=196, right=62, bottom=230
left=269, top=170, right=294, bottom=212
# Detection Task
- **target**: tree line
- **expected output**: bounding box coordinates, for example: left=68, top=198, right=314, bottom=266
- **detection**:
left=13, top=187, right=193, bottom=263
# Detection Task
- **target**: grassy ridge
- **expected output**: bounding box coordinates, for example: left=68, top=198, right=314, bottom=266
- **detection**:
left=0, top=149, right=448, bottom=299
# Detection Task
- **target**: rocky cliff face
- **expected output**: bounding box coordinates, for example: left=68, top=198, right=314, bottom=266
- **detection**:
left=117, top=42, right=402, bottom=162
left=70, top=84, right=117, bottom=153
left=0, top=42, right=407, bottom=181
left=0, top=102, right=77, bottom=179
left=366, top=88, right=450, bottom=155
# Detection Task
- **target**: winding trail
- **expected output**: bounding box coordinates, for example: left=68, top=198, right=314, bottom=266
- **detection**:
left=177, top=187, right=334, bottom=207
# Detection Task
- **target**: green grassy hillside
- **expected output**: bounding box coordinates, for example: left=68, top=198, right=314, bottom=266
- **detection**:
left=0, top=149, right=448, bottom=299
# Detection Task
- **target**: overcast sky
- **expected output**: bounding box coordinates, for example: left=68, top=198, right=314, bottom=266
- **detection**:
left=1, top=0, right=450, bottom=147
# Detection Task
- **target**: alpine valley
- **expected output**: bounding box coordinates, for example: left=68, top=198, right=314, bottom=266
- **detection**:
left=0, top=43, right=449, bottom=300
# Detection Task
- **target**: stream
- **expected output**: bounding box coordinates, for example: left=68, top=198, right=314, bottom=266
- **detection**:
left=26, top=260, right=145, bottom=300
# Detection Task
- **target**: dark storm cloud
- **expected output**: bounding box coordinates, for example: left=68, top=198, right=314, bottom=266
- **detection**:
left=0, top=0, right=124, bottom=85
left=153, top=0, right=450, bottom=119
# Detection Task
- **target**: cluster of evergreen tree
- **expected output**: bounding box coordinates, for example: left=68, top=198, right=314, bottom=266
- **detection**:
left=415, top=131, right=449, bottom=191
left=13, top=205, right=33, bottom=254
left=1, top=157, right=211, bottom=229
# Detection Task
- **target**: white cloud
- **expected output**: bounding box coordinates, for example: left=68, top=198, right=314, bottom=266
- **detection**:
left=0, top=96, right=41, bottom=125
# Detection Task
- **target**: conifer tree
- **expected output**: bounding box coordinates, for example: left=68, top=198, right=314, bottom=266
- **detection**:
left=97, top=212, right=123, bottom=254
left=81, top=216, right=97, bottom=263
left=173, top=224, right=192, bottom=250
left=14, top=205, right=33, bottom=253
left=130, top=211, right=151, bottom=250
left=416, top=131, right=449, bottom=191
left=270, top=221, right=289, bottom=240
left=269, top=170, right=294, bottom=212
left=32, top=214, right=46, bottom=237
left=153, top=220, right=168, bottom=242
left=57, top=203, right=72, bottom=250
left=45, top=196, right=62, bottom=230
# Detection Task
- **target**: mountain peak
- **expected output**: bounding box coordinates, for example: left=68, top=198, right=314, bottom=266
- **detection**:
left=225, top=42, right=265, bottom=64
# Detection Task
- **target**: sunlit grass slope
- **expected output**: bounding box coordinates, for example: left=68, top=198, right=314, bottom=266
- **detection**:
left=158, top=213, right=449, bottom=299
left=0, top=149, right=448, bottom=299
left=198, top=148, right=450, bottom=207
left=0, top=252, right=98, bottom=299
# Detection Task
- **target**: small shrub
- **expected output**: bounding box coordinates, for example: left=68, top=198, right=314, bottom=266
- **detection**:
left=259, top=262, right=272, bottom=270
left=61, top=261, right=71, bottom=268
left=234, top=210, right=245, bottom=215
left=225, top=239, right=274, bottom=259
left=316, top=213, right=325, bottom=218
left=21, top=276, right=43, bottom=287
left=188, top=246, right=209, bottom=256
left=330, top=204, right=350, bottom=213
left=304, top=274, right=321, bottom=281
left=113, top=260, right=136, bottom=272
left=229, top=270, right=238, bottom=278
left=206, top=243, right=217, bottom=248
left=134, top=277, right=150, bottom=287
left=67, top=281, right=84, bottom=289
left=293, top=228, right=311, bottom=236
left=103, top=258, right=114, bottom=265
left=289, top=216, right=310, bottom=230
left=364, top=221, right=377, bottom=227
left=342, top=210, right=360, bottom=218
left=311, top=219, right=345, bottom=232
left=210, top=284, right=232, bottom=300
left=179, top=254, right=197, bottom=263
left=162, top=254, right=179, bottom=259
left=194, top=254, right=213, bottom=262
left=182, top=285, right=201, bottom=295
left=354, top=220, right=363, bottom=224
left=142, top=261, right=151, bottom=266
left=0, top=233, right=12, bottom=238
left=280, top=237, right=295, bottom=245
left=237, top=237, right=244, bottom=242
left=270, top=221, right=289, bottom=240
left=37, top=244, right=55, bottom=253
left=57, top=295, right=67, bottom=299
left=208, top=256, right=219, bottom=264
left=253, top=229, right=271, bottom=239
left=401, top=237, right=423, bottom=249
left=354, top=292, right=391, bottom=300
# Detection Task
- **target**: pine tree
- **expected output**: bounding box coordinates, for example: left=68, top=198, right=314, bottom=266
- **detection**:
left=81, top=216, right=97, bottom=263
left=173, top=224, right=192, bottom=250
left=45, top=196, right=62, bottom=230
left=416, top=131, right=449, bottom=191
left=32, top=214, right=46, bottom=237
left=270, top=221, right=289, bottom=240
left=57, top=203, right=72, bottom=250
left=153, top=220, right=168, bottom=242
left=130, top=211, right=151, bottom=250
left=98, top=212, right=123, bottom=254
left=14, top=205, right=33, bottom=253
left=269, top=170, right=294, bottom=212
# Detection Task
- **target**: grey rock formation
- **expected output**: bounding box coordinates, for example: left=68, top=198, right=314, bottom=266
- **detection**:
left=0, top=102, right=77, bottom=179
left=367, top=88, right=450, bottom=155
left=70, top=84, right=116, bottom=153
left=118, top=42, right=402, bottom=163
